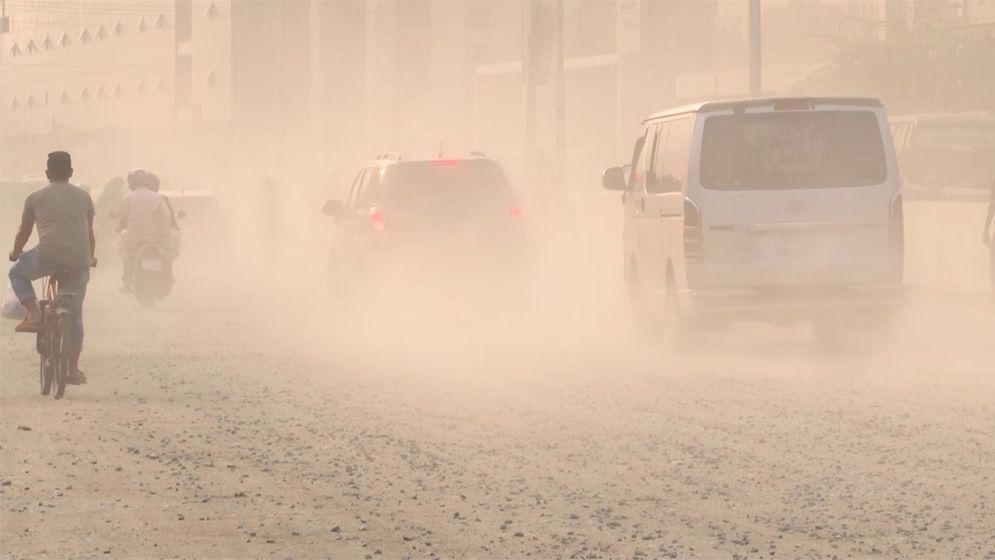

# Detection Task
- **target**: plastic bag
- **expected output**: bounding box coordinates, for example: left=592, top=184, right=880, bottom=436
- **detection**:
left=2, top=283, right=26, bottom=320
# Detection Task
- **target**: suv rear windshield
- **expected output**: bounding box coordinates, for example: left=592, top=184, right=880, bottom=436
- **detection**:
left=382, top=160, right=514, bottom=212
left=700, top=110, right=887, bottom=190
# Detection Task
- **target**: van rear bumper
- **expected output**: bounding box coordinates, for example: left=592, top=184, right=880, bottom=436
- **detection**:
left=679, top=283, right=906, bottom=322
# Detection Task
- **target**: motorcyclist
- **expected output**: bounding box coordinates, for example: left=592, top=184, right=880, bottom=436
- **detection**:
left=118, top=169, right=171, bottom=293
left=146, top=172, right=180, bottom=273
left=146, top=173, right=179, bottom=230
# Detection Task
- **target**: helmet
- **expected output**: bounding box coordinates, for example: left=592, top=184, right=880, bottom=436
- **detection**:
left=147, top=173, right=160, bottom=192
left=126, top=168, right=148, bottom=190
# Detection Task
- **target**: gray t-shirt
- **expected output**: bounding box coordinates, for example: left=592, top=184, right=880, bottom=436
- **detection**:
left=24, top=181, right=94, bottom=269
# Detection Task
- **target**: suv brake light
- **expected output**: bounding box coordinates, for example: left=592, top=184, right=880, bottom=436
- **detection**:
left=370, top=209, right=385, bottom=232
left=509, top=207, right=523, bottom=218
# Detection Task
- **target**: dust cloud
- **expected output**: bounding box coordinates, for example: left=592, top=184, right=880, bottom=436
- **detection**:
left=2, top=1, right=995, bottom=558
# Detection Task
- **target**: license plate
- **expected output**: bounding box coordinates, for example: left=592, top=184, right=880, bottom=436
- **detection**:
left=763, top=232, right=839, bottom=259
left=142, top=259, right=163, bottom=272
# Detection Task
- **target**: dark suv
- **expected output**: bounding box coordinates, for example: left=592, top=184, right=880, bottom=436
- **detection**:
left=321, top=153, right=529, bottom=299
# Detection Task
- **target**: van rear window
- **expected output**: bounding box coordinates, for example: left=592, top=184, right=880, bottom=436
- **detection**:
left=700, top=111, right=887, bottom=190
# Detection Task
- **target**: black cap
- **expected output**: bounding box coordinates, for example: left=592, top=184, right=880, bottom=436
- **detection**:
left=47, top=151, right=72, bottom=174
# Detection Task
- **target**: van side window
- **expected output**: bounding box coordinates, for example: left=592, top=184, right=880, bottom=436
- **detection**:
left=647, top=122, right=670, bottom=193
left=657, top=117, right=693, bottom=193
left=628, top=131, right=649, bottom=192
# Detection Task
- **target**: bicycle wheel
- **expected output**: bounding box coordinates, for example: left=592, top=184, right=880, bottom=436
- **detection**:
left=39, top=354, right=52, bottom=395
left=53, top=314, right=72, bottom=400
left=38, top=308, right=55, bottom=396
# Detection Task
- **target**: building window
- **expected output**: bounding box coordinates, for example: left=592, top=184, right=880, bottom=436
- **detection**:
left=138, top=17, right=148, bottom=32
left=204, top=70, right=216, bottom=89
left=112, top=21, right=123, bottom=38
left=59, top=91, right=71, bottom=105
left=97, top=86, right=107, bottom=100
left=154, top=13, right=166, bottom=29
left=113, top=84, right=124, bottom=98
left=137, top=80, right=147, bottom=95
left=204, top=1, right=219, bottom=19
left=80, top=88, right=92, bottom=102
left=26, top=40, right=37, bottom=53
left=96, top=25, right=108, bottom=40
left=43, top=36, right=54, bottom=50
left=80, top=29, right=92, bottom=43
left=9, top=43, right=21, bottom=56
left=155, top=78, right=167, bottom=93
left=27, top=95, right=36, bottom=109
left=59, top=33, right=71, bottom=47
left=9, top=97, right=19, bottom=111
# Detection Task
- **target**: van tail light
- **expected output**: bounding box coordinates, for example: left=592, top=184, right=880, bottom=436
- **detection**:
left=889, top=193, right=904, bottom=257
left=684, top=198, right=704, bottom=264
left=370, top=209, right=385, bottom=232
left=509, top=206, right=524, bottom=219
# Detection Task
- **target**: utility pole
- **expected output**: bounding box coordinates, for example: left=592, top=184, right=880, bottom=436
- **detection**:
left=553, top=0, right=564, bottom=200
left=393, top=0, right=401, bottom=149
left=749, top=0, right=762, bottom=97
left=523, top=0, right=538, bottom=182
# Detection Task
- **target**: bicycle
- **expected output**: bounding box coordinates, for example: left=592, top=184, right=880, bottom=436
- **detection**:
left=36, top=274, right=79, bottom=400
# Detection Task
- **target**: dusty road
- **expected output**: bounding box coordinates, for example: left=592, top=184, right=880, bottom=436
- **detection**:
left=3, top=245, right=995, bottom=559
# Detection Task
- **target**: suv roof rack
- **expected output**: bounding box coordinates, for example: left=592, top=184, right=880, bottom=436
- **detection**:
left=469, top=150, right=487, bottom=158
left=375, top=152, right=402, bottom=161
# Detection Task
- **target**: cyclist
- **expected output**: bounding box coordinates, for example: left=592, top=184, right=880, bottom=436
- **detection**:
left=8, top=151, right=95, bottom=386
left=118, top=169, right=171, bottom=293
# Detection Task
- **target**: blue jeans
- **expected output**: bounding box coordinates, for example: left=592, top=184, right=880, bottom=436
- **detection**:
left=9, top=249, right=89, bottom=355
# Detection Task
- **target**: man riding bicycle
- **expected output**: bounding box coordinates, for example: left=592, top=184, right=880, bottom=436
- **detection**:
left=8, top=151, right=95, bottom=386
left=119, top=169, right=172, bottom=292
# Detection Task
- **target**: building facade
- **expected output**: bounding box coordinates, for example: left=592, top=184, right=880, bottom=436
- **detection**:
left=3, top=0, right=989, bottom=192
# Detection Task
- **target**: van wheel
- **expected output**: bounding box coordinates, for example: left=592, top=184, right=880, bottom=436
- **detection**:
left=661, top=268, right=693, bottom=352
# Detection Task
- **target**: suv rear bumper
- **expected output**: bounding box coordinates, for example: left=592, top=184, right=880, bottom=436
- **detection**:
left=679, top=283, right=906, bottom=322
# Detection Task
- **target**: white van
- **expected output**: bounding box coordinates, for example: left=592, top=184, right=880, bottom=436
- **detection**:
left=602, top=97, right=905, bottom=341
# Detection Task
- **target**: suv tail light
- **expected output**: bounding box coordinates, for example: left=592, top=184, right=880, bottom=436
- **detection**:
left=684, top=198, right=704, bottom=264
left=509, top=206, right=524, bottom=218
left=370, top=209, right=385, bottom=232
left=889, top=193, right=904, bottom=257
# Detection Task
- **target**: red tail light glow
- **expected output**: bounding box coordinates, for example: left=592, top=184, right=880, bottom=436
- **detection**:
left=509, top=207, right=524, bottom=218
left=431, top=159, right=459, bottom=166
left=370, top=209, right=385, bottom=232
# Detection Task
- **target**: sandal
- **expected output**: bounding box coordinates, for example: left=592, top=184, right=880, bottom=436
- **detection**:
left=14, top=317, right=41, bottom=333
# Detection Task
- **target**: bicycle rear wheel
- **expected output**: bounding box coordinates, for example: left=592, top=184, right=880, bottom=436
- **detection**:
left=53, top=314, right=72, bottom=400
left=38, top=305, right=55, bottom=396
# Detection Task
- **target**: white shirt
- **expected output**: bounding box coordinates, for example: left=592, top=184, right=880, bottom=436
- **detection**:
left=119, top=187, right=170, bottom=247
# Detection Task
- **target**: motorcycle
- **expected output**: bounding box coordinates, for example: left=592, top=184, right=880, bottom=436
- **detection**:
left=132, top=243, right=171, bottom=306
